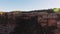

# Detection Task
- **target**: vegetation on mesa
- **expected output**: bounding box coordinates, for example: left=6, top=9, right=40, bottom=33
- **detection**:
left=53, top=8, right=60, bottom=13
left=0, top=8, right=59, bottom=14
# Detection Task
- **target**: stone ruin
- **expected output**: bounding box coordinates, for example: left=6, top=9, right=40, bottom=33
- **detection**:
left=0, top=9, right=60, bottom=34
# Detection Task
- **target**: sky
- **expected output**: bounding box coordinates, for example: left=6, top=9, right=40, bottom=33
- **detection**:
left=0, top=0, right=60, bottom=12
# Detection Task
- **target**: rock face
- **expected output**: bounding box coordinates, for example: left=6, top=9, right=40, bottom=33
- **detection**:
left=0, top=9, right=60, bottom=34
left=0, top=12, right=16, bottom=34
